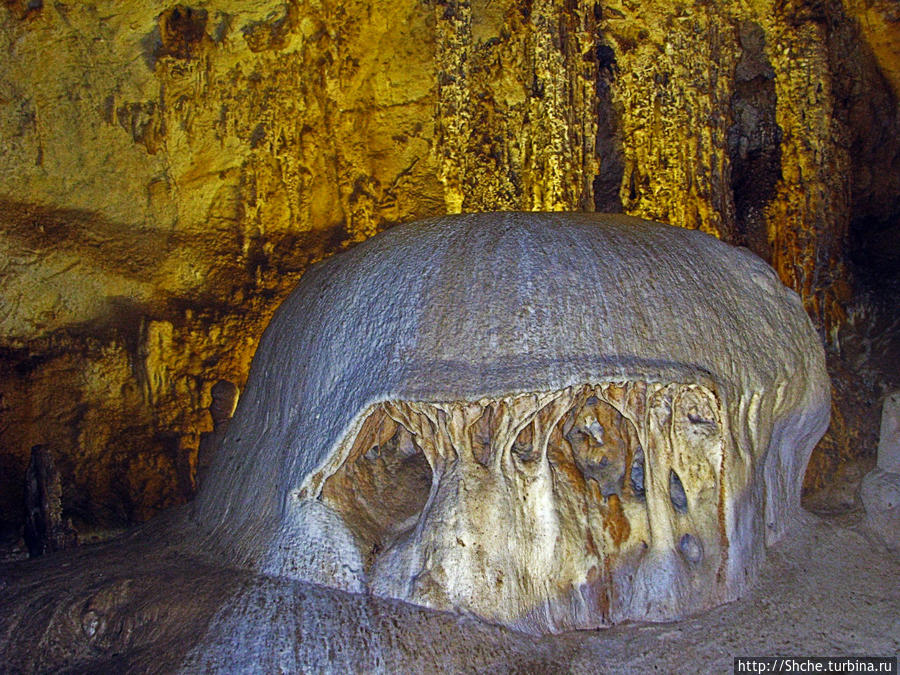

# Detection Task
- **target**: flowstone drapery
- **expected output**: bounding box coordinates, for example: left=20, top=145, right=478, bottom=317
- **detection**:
left=190, top=212, right=830, bottom=634
left=321, top=382, right=726, bottom=632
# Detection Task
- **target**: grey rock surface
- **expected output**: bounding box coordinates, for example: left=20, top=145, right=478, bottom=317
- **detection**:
left=861, top=468, right=900, bottom=553
left=188, top=212, right=830, bottom=631
left=877, top=391, right=900, bottom=473
left=0, top=510, right=896, bottom=673
left=861, top=392, right=900, bottom=552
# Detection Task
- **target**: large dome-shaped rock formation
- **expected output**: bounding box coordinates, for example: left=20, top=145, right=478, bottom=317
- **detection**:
left=190, top=212, right=830, bottom=634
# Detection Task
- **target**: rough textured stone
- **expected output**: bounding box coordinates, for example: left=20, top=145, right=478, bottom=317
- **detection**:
left=191, top=212, right=829, bottom=633
left=3, top=512, right=894, bottom=673
left=195, top=379, right=238, bottom=489
left=0, top=0, right=897, bottom=540
left=23, top=445, right=77, bottom=557
left=860, top=468, right=900, bottom=553
left=860, top=392, right=900, bottom=553
left=877, top=391, right=900, bottom=473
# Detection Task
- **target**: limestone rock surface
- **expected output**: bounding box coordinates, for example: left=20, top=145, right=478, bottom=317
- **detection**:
left=860, top=391, right=900, bottom=552
left=192, top=212, right=830, bottom=632
left=860, top=469, right=900, bottom=553
left=2, top=510, right=895, bottom=673
left=876, top=391, right=900, bottom=473
left=0, top=0, right=897, bottom=540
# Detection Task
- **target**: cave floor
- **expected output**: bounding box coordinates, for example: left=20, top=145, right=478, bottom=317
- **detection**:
left=0, top=509, right=897, bottom=673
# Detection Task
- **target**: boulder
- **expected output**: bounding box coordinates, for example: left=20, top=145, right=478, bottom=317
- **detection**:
left=861, top=391, right=900, bottom=553
left=190, top=212, right=830, bottom=633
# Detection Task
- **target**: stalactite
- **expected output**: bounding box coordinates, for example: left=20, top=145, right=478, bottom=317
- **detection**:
left=762, top=14, right=852, bottom=340
left=603, top=1, right=738, bottom=239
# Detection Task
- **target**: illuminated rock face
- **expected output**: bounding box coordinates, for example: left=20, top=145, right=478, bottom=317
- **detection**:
left=327, top=384, right=725, bottom=632
left=1, top=0, right=897, bottom=532
left=192, top=212, right=830, bottom=632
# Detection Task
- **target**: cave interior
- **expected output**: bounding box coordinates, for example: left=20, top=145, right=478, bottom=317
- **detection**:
left=0, top=0, right=898, bottom=671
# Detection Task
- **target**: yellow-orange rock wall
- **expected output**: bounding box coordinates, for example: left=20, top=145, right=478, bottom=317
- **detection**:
left=0, top=0, right=897, bottom=527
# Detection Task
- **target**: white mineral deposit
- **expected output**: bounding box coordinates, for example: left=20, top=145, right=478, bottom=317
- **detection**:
left=5, top=214, right=895, bottom=674
left=191, top=212, right=830, bottom=633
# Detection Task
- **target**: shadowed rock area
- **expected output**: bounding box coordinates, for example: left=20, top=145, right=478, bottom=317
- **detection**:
left=0, top=510, right=896, bottom=672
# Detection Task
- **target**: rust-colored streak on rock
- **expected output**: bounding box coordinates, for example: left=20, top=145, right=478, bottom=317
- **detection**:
left=603, top=493, right=630, bottom=547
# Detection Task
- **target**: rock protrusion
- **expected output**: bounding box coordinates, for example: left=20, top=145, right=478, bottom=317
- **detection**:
left=860, top=391, right=900, bottom=553
left=876, top=391, right=900, bottom=474
left=23, top=445, right=77, bottom=557
left=196, top=380, right=239, bottom=490
left=191, top=213, right=830, bottom=634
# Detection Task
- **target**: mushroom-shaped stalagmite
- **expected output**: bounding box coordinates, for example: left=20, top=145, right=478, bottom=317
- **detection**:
left=190, top=212, right=830, bottom=634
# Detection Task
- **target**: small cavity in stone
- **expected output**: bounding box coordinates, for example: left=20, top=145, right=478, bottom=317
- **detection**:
left=679, top=533, right=703, bottom=563
left=670, top=468, right=688, bottom=512
left=630, top=446, right=645, bottom=499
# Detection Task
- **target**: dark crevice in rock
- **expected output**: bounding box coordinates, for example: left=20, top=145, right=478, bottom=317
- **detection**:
left=669, top=468, right=688, bottom=513
left=24, top=445, right=77, bottom=557
left=630, top=446, right=645, bottom=499
left=728, top=20, right=780, bottom=263
left=592, top=38, right=624, bottom=213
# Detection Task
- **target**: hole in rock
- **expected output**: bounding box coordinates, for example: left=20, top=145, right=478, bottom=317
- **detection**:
left=470, top=405, right=495, bottom=466
left=679, top=532, right=703, bottom=564
left=320, top=406, right=433, bottom=567
left=563, top=394, right=639, bottom=498
left=512, top=423, right=539, bottom=463
left=669, top=469, right=688, bottom=512
left=630, top=446, right=645, bottom=499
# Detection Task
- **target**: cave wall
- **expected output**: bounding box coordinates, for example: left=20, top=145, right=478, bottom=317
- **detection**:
left=0, top=0, right=898, bottom=531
